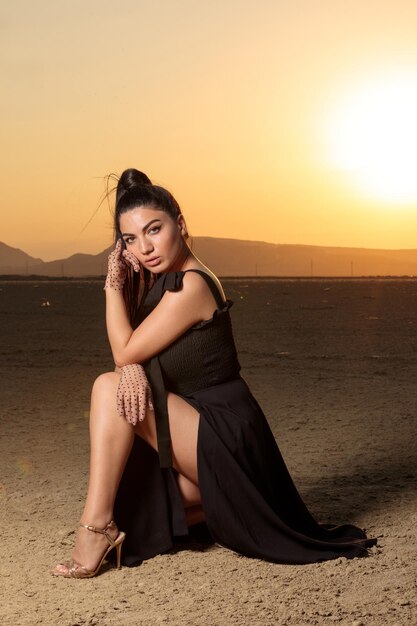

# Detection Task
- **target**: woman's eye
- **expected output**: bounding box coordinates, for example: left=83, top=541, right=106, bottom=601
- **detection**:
left=148, top=226, right=161, bottom=235
left=124, top=238, right=134, bottom=245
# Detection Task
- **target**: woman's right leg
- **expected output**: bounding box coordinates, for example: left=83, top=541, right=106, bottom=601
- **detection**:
left=54, top=373, right=135, bottom=575
left=54, top=372, right=203, bottom=575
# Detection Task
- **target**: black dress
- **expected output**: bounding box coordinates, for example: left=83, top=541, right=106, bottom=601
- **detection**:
left=113, top=270, right=376, bottom=566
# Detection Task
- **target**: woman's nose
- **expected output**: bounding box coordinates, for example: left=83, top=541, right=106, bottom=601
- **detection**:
left=137, top=236, right=154, bottom=256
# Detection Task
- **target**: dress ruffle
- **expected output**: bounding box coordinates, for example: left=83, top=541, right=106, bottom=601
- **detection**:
left=150, top=271, right=233, bottom=330
left=192, top=299, right=234, bottom=329
left=151, top=271, right=186, bottom=297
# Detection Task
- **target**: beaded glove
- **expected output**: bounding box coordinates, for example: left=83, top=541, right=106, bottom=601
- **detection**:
left=104, top=239, right=140, bottom=291
left=116, top=363, right=154, bottom=425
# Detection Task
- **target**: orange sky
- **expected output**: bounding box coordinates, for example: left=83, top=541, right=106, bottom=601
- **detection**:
left=2, top=0, right=417, bottom=261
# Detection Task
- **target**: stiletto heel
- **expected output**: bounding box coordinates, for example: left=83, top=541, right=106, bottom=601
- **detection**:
left=52, top=519, right=126, bottom=578
left=116, top=539, right=123, bottom=569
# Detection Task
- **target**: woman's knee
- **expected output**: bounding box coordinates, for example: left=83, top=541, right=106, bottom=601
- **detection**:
left=91, top=371, right=120, bottom=401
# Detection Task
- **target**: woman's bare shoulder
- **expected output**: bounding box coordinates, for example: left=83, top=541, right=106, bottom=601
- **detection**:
left=181, top=262, right=226, bottom=302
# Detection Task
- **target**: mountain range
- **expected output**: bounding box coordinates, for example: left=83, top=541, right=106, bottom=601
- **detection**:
left=1, top=238, right=417, bottom=277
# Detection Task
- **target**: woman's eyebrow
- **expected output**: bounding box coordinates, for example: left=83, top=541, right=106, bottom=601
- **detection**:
left=121, top=219, right=161, bottom=237
left=141, top=219, right=161, bottom=232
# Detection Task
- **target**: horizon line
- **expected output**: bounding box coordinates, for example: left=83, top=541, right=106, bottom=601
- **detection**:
left=2, top=236, right=417, bottom=266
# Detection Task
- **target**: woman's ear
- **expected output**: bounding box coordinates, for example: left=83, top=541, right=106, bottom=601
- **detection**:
left=177, top=214, right=188, bottom=239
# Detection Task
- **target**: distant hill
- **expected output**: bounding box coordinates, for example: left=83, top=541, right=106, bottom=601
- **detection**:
left=0, top=242, right=44, bottom=274
left=1, top=238, right=417, bottom=277
left=28, top=250, right=110, bottom=277
left=192, top=238, right=417, bottom=277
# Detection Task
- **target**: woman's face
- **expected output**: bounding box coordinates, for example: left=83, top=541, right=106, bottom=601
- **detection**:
left=119, top=205, right=188, bottom=273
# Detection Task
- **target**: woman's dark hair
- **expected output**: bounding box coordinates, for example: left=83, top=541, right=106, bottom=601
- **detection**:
left=114, top=168, right=181, bottom=233
left=111, top=168, right=185, bottom=326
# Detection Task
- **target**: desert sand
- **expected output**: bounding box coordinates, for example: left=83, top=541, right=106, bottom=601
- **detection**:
left=1, top=278, right=416, bottom=625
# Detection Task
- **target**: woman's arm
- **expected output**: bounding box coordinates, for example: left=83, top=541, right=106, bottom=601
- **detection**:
left=106, top=271, right=218, bottom=367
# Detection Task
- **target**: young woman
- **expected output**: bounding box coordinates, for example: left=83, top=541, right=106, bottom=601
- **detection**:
left=53, top=169, right=376, bottom=578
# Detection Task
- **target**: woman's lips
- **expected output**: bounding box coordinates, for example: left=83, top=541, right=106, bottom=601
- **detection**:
left=144, top=257, right=161, bottom=268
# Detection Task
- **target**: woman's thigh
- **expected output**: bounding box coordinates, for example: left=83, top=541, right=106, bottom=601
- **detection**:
left=92, top=372, right=201, bottom=507
left=134, top=391, right=200, bottom=486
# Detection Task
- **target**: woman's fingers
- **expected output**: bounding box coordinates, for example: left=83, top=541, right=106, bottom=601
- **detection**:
left=147, top=387, right=154, bottom=412
left=138, top=388, right=146, bottom=422
left=109, top=240, right=124, bottom=267
left=116, top=364, right=152, bottom=425
left=130, top=393, right=140, bottom=425
left=112, top=239, right=123, bottom=259
left=125, top=395, right=133, bottom=424
left=104, top=239, right=128, bottom=291
left=135, top=393, right=143, bottom=423
left=116, top=385, right=125, bottom=418
left=122, top=250, right=140, bottom=272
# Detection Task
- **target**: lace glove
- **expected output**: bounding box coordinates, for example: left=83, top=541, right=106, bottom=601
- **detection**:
left=104, top=239, right=140, bottom=291
left=116, top=364, right=154, bottom=425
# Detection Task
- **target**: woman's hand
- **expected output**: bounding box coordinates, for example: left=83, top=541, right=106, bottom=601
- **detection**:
left=116, top=363, right=154, bottom=425
left=104, top=239, right=141, bottom=291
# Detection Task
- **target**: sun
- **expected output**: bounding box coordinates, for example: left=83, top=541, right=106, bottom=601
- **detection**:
left=324, top=71, right=417, bottom=205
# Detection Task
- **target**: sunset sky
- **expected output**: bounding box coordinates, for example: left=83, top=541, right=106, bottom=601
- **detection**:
left=2, top=0, right=417, bottom=261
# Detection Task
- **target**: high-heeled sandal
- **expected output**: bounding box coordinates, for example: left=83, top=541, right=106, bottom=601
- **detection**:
left=52, top=519, right=126, bottom=578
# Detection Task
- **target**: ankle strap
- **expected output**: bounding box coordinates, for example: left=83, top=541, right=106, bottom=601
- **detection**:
left=79, top=520, right=117, bottom=546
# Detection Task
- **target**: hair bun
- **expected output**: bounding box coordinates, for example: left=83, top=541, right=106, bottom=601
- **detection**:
left=116, top=168, right=152, bottom=203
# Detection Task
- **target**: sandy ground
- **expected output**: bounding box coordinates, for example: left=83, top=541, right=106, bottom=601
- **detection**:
left=1, top=278, right=416, bottom=625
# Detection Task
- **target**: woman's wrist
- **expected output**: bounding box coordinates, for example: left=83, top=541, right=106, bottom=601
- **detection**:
left=104, top=277, right=129, bottom=296
left=104, top=275, right=126, bottom=291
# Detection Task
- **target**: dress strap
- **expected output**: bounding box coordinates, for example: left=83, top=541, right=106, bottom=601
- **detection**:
left=183, top=269, right=226, bottom=309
